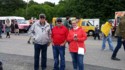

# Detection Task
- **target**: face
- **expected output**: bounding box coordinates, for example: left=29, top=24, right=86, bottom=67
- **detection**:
left=40, top=17, right=45, bottom=23
left=72, top=21, right=77, bottom=28
left=109, top=22, right=113, bottom=26
left=6, top=19, right=10, bottom=24
left=56, top=21, right=62, bottom=26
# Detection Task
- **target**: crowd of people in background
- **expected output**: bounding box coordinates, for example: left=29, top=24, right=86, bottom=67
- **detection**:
left=0, top=19, right=20, bottom=39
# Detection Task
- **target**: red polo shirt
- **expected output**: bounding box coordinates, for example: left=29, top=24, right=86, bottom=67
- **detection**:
left=52, top=25, right=68, bottom=45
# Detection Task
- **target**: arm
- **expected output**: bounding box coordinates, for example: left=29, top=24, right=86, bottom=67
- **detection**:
left=51, top=29, right=54, bottom=46
left=67, top=31, right=74, bottom=42
left=28, top=24, right=35, bottom=38
left=60, top=28, right=69, bottom=46
left=77, top=29, right=87, bottom=42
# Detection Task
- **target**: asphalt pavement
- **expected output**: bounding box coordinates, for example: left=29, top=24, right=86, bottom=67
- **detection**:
left=0, top=33, right=124, bottom=70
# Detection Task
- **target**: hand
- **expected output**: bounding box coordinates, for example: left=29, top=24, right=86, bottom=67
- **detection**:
left=74, top=37, right=78, bottom=41
left=52, top=42, right=54, bottom=46
left=122, top=39, right=125, bottom=41
left=60, top=43, right=65, bottom=46
left=47, top=42, right=51, bottom=46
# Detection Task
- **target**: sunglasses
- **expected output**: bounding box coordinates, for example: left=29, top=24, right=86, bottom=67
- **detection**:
left=40, top=16, right=45, bottom=19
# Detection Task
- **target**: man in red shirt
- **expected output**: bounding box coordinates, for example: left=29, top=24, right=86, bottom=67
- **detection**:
left=51, top=18, right=68, bottom=70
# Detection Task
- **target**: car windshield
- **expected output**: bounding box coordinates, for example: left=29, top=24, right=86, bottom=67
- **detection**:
left=17, top=19, right=26, bottom=24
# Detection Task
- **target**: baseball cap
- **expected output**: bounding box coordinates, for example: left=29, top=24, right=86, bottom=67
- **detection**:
left=108, top=19, right=113, bottom=23
left=57, top=18, right=62, bottom=22
left=39, top=14, right=46, bottom=19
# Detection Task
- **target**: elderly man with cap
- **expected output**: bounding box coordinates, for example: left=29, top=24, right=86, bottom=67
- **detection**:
left=29, top=13, right=51, bottom=70
left=101, top=19, right=114, bottom=51
left=51, top=18, right=68, bottom=70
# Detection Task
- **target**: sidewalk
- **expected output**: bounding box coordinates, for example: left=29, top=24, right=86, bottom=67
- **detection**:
left=0, top=53, right=120, bottom=70
left=0, top=34, right=124, bottom=70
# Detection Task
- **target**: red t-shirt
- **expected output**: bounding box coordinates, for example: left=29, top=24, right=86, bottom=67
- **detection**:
left=52, top=25, right=68, bottom=45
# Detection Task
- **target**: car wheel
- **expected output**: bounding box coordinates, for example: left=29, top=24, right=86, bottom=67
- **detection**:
left=88, top=30, right=94, bottom=36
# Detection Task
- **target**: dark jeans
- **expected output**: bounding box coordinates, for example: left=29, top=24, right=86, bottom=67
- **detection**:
left=6, top=32, right=10, bottom=38
left=112, top=37, right=125, bottom=58
left=94, top=33, right=100, bottom=40
left=34, top=44, right=48, bottom=70
left=52, top=46, right=65, bottom=70
left=0, top=61, right=3, bottom=70
left=0, top=29, right=2, bottom=37
left=70, top=52, right=84, bottom=70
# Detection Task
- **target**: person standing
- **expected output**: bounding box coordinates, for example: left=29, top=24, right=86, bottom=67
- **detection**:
left=14, top=20, right=19, bottom=35
left=101, top=20, right=114, bottom=51
left=94, top=25, right=100, bottom=40
left=29, top=14, right=51, bottom=70
left=111, top=15, right=125, bottom=61
left=5, top=19, right=11, bottom=38
left=64, top=16, right=72, bottom=29
left=51, top=18, right=68, bottom=70
left=0, top=21, right=3, bottom=38
left=27, top=20, right=34, bottom=44
left=11, top=20, right=15, bottom=33
left=67, top=20, right=87, bottom=70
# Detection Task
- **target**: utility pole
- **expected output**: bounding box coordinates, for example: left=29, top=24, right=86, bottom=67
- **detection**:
left=26, top=0, right=29, bottom=18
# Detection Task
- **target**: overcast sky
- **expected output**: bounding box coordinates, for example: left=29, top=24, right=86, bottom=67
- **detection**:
left=23, top=0, right=59, bottom=4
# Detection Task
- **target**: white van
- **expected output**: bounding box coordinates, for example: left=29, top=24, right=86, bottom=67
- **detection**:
left=0, top=16, right=29, bottom=32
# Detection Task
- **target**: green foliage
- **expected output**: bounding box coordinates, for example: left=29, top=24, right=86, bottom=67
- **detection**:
left=1, top=0, right=125, bottom=24
left=0, top=0, right=26, bottom=16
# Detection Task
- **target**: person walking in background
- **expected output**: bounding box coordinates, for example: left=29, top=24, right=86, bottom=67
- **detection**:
left=5, top=19, right=11, bottom=38
left=0, top=21, right=3, bottom=38
left=49, top=22, right=53, bottom=30
left=27, top=20, right=34, bottom=44
left=101, top=20, right=114, bottom=51
left=51, top=18, right=68, bottom=70
left=67, top=20, right=87, bottom=70
left=111, top=15, right=125, bottom=61
left=14, top=20, right=19, bottom=35
left=64, top=16, right=72, bottom=29
left=11, top=20, right=15, bottom=33
left=29, top=14, right=51, bottom=70
left=76, top=17, right=82, bottom=27
left=94, top=25, right=100, bottom=40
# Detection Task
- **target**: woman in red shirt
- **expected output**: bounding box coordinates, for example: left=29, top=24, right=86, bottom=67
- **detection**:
left=67, top=20, right=87, bottom=70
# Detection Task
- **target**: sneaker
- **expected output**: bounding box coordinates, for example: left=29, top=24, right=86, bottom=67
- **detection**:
left=111, top=57, right=120, bottom=61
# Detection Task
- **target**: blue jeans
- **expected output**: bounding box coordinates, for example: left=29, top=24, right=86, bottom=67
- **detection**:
left=52, top=46, right=65, bottom=70
left=102, top=35, right=114, bottom=51
left=34, top=44, right=48, bottom=70
left=112, top=37, right=125, bottom=58
left=70, top=52, right=84, bottom=70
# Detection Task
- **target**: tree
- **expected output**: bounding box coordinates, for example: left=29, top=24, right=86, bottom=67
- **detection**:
left=0, top=0, right=26, bottom=16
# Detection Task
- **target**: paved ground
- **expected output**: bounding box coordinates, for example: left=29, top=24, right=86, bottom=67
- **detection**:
left=0, top=33, right=124, bottom=70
